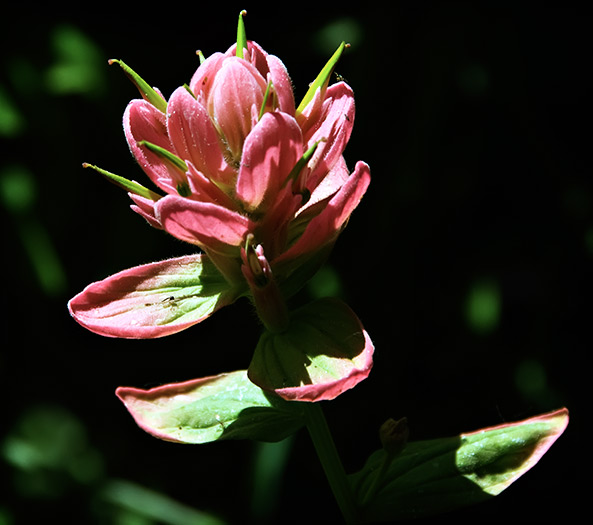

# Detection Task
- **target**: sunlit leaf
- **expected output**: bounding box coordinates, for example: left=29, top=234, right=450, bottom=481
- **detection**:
left=116, top=370, right=305, bottom=444
left=68, top=254, right=241, bottom=338
left=248, top=297, right=374, bottom=402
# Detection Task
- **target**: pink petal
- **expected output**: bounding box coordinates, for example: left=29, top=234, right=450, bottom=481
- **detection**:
left=156, top=194, right=253, bottom=256
left=274, top=160, right=371, bottom=266
left=167, top=87, right=236, bottom=188
left=297, top=155, right=350, bottom=217
left=185, top=162, right=239, bottom=211
left=207, top=57, right=268, bottom=161
left=128, top=192, right=162, bottom=229
left=302, top=82, right=356, bottom=191
left=224, top=40, right=268, bottom=69
left=123, top=99, right=179, bottom=194
left=236, top=112, right=303, bottom=212
left=188, top=52, right=225, bottom=99
left=222, top=41, right=295, bottom=115
left=266, top=54, right=296, bottom=115
left=68, top=254, right=238, bottom=338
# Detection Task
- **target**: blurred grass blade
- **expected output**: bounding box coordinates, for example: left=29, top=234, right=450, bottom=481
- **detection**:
left=102, top=478, right=227, bottom=525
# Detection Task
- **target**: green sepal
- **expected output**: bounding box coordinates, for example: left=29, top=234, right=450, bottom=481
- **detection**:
left=116, top=370, right=305, bottom=444
left=98, top=141, right=190, bottom=197
left=258, top=80, right=273, bottom=120
left=183, top=83, right=196, bottom=98
left=236, top=10, right=248, bottom=59
left=82, top=163, right=162, bottom=201
left=350, top=408, right=569, bottom=522
left=296, top=41, right=346, bottom=116
left=108, top=59, right=168, bottom=113
left=283, top=139, right=323, bottom=190
left=137, top=140, right=188, bottom=173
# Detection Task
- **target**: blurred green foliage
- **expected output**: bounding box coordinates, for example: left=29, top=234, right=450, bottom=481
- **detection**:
left=44, top=24, right=106, bottom=98
left=0, top=86, right=25, bottom=137
left=465, top=278, right=500, bottom=335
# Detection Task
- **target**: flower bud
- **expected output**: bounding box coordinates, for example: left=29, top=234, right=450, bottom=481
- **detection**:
left=379, top=417, right=409, bottom=457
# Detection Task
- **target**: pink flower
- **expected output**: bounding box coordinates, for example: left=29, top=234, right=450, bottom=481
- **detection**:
left=68, top=14, right=373, bottom=402
left=123, top=39, right=369, bottom=288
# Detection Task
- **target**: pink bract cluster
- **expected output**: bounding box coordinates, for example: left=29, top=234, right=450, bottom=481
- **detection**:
left=126, top=40, right=369, bottom=288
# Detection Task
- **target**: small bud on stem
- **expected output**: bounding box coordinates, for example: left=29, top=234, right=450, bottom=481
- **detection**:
left=379, top=417, right=409, bottom=457
left=241, top=235, right=290, bottom=333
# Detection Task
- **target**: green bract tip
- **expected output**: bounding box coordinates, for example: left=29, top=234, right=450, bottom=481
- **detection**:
left=296, top=41, right=346, bottom=116
left=108, top=59, right=167, bottom=113
left=236, top=10, right=248, bottom=59
left=258, top=81, right=273, bottom=120
left=82, top=163, right=162, bottom=201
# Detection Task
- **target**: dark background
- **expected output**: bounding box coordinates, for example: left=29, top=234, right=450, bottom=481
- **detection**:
left=1, top=3, right=589, bottom=523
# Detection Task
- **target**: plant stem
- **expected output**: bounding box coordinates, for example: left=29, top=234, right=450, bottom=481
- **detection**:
left=304, top=403, right=359, bottom=524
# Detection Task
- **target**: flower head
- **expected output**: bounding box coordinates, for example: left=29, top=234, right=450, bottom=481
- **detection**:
left=122, top=35, right=369, bottom=288
left=69, top=13, right=373, bottom=402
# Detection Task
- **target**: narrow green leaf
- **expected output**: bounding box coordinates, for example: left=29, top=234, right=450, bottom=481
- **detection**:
left=283, top=139, right=324, bottom=189
left=102, top=479, right=226, bottom=525
left=108, top=59, right=168, bottom=113
left=116, top=370, right=305, bottom=444
left=258, top=80, right=272, bottom=120
left=350, top=408, right=569, bottom=522
left=82, top=163, right=162, bottom=201
left=296, top=41, right=346, bottom=116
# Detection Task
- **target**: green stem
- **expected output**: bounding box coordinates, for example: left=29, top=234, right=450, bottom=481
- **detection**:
left=361, top=450, right=393, bottom=507
left=304, top=403, right=359, bottom=524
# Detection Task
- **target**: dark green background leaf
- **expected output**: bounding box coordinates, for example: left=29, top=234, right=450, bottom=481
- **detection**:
left=350, top=409, right=568, bottom=522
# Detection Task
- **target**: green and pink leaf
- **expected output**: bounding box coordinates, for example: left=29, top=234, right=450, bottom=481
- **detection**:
left=68, top=254, right=242, bottom=338
left=248, top=297, right=374, bottom=402
left=116, top=369, right=305, bottom=443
